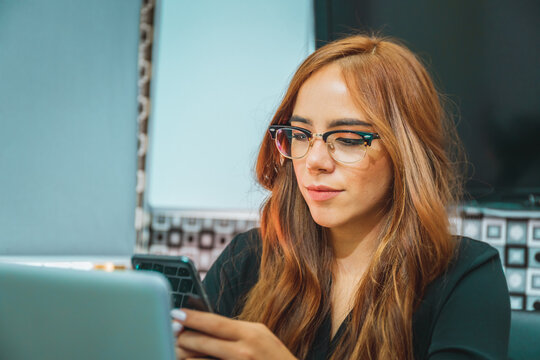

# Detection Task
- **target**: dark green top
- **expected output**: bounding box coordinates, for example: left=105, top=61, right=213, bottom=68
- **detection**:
left=203, top=229, right=510, bottom=359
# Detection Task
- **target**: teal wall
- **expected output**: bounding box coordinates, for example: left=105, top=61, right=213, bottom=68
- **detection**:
left=147, top=0, right=314, bottom=211
left=0, top=0, right=140, bottom=255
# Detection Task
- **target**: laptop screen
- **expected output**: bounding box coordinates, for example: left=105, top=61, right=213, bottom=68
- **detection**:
left=0, top=262, right=175, bottom=360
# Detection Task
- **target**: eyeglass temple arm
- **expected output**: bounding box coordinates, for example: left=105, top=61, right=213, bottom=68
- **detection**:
left=268, top=127, right=277, bottom=139
left=268, top=125, right=308, bottom=139
left=363, top=133, right=380, bottom=146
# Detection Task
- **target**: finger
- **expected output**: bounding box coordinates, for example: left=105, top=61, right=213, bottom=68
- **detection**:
left=175, top=343, right=207, bottom=359
left=177, top=329, right=239, bottom=359
left=171, top=309, right=187, bottom=321
left=173, top=309, right=240, bottom=340
left=172, top=321, right=183, bottom=336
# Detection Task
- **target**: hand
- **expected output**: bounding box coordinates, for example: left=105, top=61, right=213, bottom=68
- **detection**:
left=171, top=308, right=297, bottom=360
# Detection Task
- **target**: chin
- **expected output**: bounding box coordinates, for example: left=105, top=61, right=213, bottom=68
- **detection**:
left=307, top=207, right=344, bottom=229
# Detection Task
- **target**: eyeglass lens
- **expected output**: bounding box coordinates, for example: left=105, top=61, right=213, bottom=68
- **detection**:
left=275, top=128, right=367, bottom=163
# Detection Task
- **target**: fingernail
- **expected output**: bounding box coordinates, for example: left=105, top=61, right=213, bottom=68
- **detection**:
left=171, top=321, right=183, bottom=334
left=170, top=309, right=187, bottom=321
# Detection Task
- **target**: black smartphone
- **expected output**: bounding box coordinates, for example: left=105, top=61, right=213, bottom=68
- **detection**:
left=131, top=254, right=213, bottom=313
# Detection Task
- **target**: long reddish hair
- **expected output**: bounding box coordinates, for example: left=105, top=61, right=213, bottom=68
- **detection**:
left=239, top=35, right=463, bottom=359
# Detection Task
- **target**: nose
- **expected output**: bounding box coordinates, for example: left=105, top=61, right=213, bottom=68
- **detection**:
left=305, top=134, right=335, bottom=173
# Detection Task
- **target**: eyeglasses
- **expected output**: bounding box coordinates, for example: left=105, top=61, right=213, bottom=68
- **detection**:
left=268, top=125, right=381, bottom=164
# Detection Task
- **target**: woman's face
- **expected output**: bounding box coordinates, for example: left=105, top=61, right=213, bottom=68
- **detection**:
left=291, top=63, right=393, bottom=235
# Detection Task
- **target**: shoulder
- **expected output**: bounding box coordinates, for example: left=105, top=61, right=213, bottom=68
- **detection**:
left=452, top=236, right=500, bottom=270
left=213, top=228, right=262, bottom=275
left=223, top=228, right=262, bottom=260
left=202, top=228, right=262, bottom=317
left=443, top=236, right=501, bottom=283
left=420, top=236, right=505, bottom=311
left=413, top=236, right=511, bottom=359
left=214, top=228, right=262, bottom=282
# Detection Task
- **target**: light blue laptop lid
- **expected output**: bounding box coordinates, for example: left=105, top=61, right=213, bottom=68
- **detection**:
left=0, top=262, right=175, bottom=360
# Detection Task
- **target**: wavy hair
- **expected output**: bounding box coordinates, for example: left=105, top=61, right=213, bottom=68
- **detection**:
left=238, top=35, right=463, bottom=359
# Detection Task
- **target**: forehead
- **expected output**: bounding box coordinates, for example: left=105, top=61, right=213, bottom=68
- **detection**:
left=292, top=63, right=370, bottom=128
left=290, top=115, right=372, bottom=128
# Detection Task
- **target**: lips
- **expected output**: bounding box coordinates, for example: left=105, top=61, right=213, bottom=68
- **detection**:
left=305, top=185, right=343, bottom=201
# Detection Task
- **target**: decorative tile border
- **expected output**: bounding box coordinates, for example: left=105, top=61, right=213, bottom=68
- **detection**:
left=143, top=206, right=540, bottom=311
left=134, top=0, right=156, bottom=253
left=145, top=208, right=258, bottom=277
left=456, top=207, right=540, bottom=311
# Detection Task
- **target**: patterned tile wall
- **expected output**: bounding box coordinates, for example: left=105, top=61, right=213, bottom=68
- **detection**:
left=451, top=206, right=540, bottom=312
left=147, top=206, right=540, bottom=311
left=145, top=209, right=258, bottom=278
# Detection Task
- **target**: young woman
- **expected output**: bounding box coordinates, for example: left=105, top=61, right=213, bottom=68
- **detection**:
left=172, top=35, right=510, bottom=359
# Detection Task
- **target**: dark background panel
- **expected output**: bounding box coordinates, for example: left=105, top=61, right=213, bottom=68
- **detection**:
left=314, top=0, right=540, bottom=208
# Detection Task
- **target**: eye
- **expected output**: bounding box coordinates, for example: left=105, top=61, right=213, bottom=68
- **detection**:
left=292, top=131, right=309, bottom=142
left=334, top=137, right=364, bottom=146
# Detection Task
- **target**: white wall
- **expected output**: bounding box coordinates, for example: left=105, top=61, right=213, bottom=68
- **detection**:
left=147, top=0, right=314, bottom=212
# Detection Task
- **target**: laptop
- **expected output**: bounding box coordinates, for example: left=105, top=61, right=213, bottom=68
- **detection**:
left=0, top=262, right=176, bottom=360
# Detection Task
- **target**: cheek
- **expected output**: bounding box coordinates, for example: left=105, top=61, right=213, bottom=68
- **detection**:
left=292, top=160, right=309, bottom=200
left=349, top=154, right=393, bottom=201
left=292, top=160, right=304, bottom=184
left=376, top=152, right=394, bottom=192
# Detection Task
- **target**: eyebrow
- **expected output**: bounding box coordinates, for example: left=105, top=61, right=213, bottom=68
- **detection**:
left=289, top=115, right=372, bottom=128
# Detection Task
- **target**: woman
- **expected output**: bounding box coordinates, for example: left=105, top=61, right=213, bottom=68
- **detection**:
left=172, top=35, right=510, bottom=359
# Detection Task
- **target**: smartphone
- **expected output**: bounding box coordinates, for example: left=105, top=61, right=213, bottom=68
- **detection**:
left=131, top=254, right=213, bottom=313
